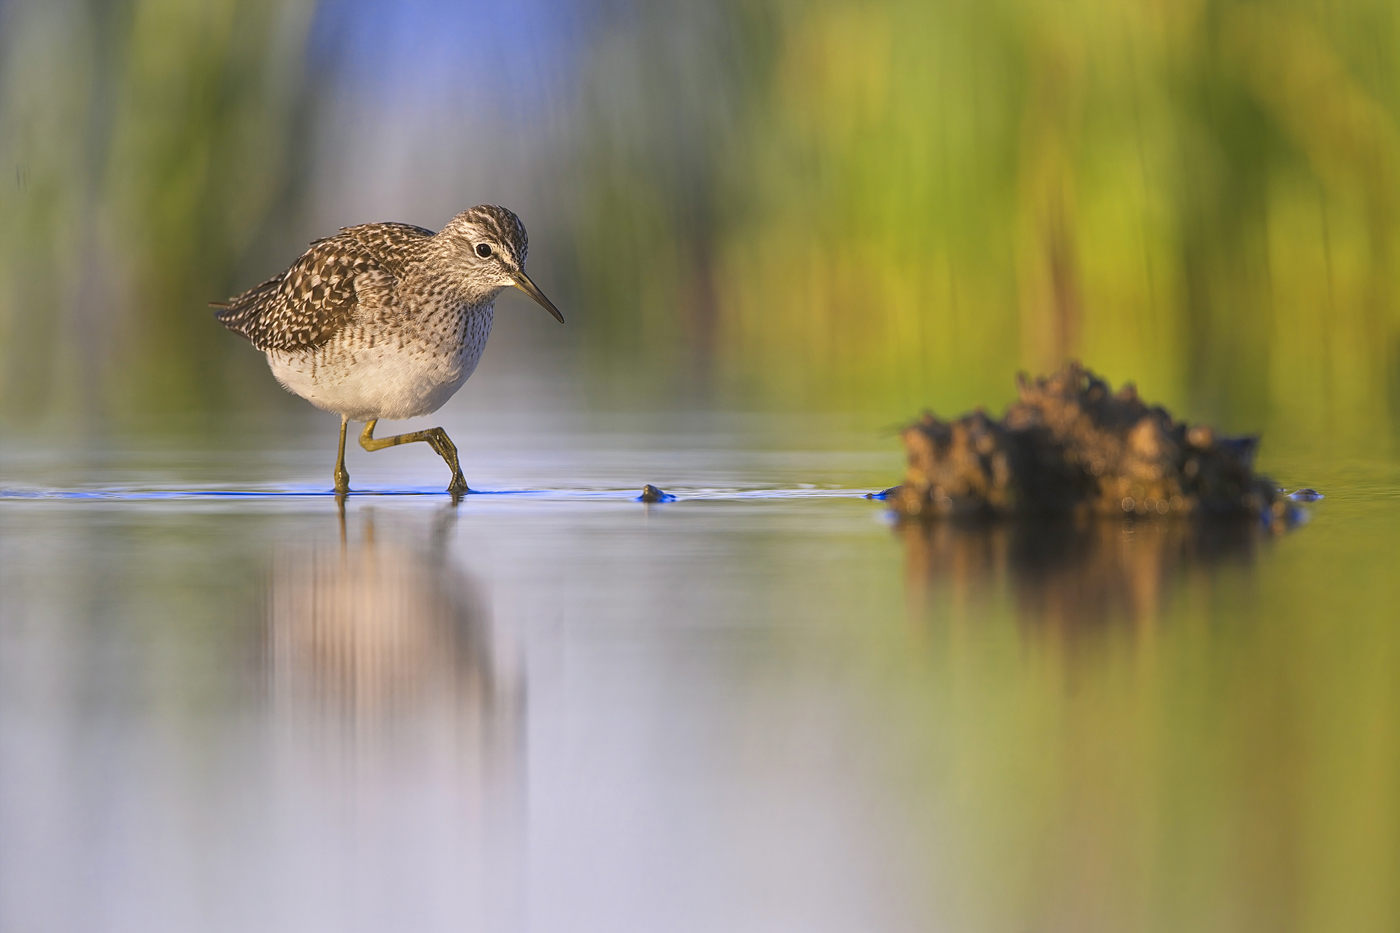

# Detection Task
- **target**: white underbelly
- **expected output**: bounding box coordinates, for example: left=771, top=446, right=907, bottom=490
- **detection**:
left=267, top=312, right=491, bottom=422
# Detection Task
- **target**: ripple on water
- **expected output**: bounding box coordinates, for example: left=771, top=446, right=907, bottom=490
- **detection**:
left=0, top=484, right=880, bottom=503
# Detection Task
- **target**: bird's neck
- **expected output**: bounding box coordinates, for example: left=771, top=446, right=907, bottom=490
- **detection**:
left=406, top=265, right=505, bottom=312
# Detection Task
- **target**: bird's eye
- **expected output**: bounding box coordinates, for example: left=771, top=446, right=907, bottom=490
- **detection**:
left=475, top=243, right=493, bottom=258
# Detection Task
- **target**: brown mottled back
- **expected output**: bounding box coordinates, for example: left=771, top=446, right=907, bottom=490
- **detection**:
left=213, top=222, right=434, bottom=352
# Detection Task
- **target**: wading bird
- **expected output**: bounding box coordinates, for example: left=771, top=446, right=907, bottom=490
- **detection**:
left=212, top=205, right=564, bottom=495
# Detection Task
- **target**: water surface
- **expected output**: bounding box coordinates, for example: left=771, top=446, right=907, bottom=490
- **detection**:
left=1, top=419, right=1396, bottom=932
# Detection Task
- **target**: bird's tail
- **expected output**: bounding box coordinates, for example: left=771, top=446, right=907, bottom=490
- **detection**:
left=209, top=276, right=281, bottom=347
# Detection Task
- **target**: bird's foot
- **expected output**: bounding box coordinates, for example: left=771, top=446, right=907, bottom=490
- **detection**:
left=334, top=470, right=351, bottom=495
left=447, top=472, right=471, bottom=497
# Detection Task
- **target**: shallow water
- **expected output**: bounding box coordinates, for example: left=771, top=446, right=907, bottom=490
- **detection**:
left=1, top=417, right=1398, bottom=933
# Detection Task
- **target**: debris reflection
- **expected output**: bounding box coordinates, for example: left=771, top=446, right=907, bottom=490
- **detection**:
left=901, top=517, right=1264, bottom=637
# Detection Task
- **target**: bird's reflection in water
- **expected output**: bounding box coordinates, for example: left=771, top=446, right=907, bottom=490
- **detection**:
left=265, top=501, right=522, bottom=800
left=902, top=517, right=1264, bottom=639
left=262, top=505, right=524, bottom=927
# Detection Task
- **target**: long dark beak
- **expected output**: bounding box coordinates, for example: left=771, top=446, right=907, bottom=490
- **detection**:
left=512, top=270, right=565, bottom=323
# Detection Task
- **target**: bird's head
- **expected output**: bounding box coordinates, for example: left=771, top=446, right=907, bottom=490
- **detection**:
left=436, top=205, right=564, bottom=322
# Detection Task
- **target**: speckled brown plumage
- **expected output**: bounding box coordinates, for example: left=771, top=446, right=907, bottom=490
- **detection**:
left=214, top=215, right=509, bottom=352
left=211, top=204, right=563, bottom=494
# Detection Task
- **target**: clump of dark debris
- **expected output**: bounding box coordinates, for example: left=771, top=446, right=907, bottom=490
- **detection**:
left=886, top=363, right=1303, bottom=527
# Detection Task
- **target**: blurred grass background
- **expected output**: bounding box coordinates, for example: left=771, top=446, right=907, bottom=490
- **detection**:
left=2, top=0, right=1398, bottom=446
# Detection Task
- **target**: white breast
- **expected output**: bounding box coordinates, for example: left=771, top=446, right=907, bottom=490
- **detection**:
left=267, top=304, right=494, bottom=422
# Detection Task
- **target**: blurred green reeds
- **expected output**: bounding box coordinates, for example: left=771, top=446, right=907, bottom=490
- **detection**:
left=3, top=0, right=1399, bottom=446
left=0, top=0, right=316, bottom=427
left=575, top=0, right=1400, bottom=445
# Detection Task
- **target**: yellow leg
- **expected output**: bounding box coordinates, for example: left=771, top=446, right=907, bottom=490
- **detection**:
left=359, top=419, right=470, bottom=495
left=334, top=415, right=351, bottom=494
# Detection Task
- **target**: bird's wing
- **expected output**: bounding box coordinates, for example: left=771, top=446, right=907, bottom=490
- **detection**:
left=213, top=233, right=409, bottom=352
left=213, top=223, right=436, bottom=352
left=336, top=223, right=436, bottom=276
